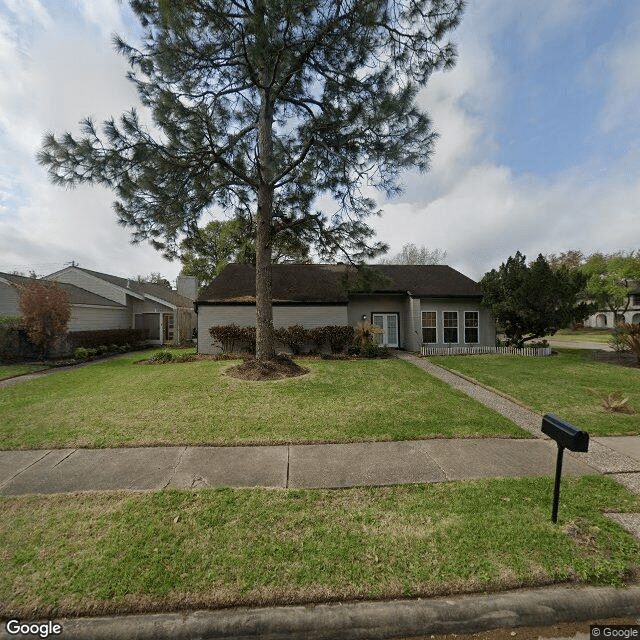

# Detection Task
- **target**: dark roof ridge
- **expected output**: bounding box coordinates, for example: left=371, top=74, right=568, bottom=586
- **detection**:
left=198, top=263, right=481, bottom=303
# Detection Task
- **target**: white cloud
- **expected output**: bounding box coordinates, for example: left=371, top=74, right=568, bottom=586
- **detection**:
left=0, top=3, right=180, bottom=282
left=594, top=14, right=640, bottom=134
left=1, top=0, right=52, bottom=28
left=70, top=0, right=124, bottom=37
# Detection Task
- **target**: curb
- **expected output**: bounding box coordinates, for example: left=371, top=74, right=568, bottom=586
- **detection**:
left=3, top=586, right=640, bottom=640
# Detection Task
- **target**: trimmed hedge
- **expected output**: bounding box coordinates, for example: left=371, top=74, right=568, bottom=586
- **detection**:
left=0, top=326, right=41, bottom=362
left=209, top=324, right=356, bottom=355
left=66, top=329, right=145, bottom=350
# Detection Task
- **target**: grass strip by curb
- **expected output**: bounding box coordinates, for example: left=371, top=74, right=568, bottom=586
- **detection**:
left=1, top=475, right=639, bottom=618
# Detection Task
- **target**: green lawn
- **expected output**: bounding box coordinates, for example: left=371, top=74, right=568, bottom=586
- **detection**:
left=428, top=348, right=640, bottom=435
left=1, top=476, right=638, bottom=618
left=546, top=328, right=614, bottom=343
left=0, top=352, right=526, bottom=449
left=0, top=364, right=47, bottom=380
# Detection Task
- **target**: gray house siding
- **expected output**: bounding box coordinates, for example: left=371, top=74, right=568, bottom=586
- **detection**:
left=347, top=294, right=407, bottom=348
left=0, top=281, right=19, bottom=317
left=418, top=298, right=495, bottom=348
left=46, top=269, right=135, bottom=306
left=197, top=304, right=348, bottom=354
left=68, top=306, right=130, bottom=332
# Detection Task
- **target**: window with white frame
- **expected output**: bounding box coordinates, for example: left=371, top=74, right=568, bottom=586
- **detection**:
left=421, top=311, right=437, bottom=343
left=443, top=311, right=458, bottom=343
left=464, top=311, right=479, bottom=343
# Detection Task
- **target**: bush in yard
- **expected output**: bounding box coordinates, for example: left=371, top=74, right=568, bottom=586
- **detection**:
left=209, top=324, right=256, bottom=353
left=210, top=323, right=244, bottom=353
left=275, top=325, right=309, bottom=355
left=327, top=325, right=355, bottom=353
left=615, top=322, right=640, bottom=365
left=148, top=349, right=174, bottom=363
left=17, top=281, right=71, bottom=359
left=354, top=320, right=383, bottom=350
left=308, top=325, right=354, bottom=353
left=74, top=347, right=89, bottom=360
left=362, top=339, right=382, bottom=358
left=609, top=328, right=631, bottom=359
left=66, top=329, right=145, bottom=351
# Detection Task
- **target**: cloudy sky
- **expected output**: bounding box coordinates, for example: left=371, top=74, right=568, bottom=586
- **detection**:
left=1, top=0, right=638, bottom=284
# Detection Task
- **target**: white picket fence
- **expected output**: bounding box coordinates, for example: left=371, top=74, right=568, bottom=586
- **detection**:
left=420, top=345, right=551, bottom=357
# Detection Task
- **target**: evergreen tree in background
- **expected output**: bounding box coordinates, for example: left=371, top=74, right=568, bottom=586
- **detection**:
left=38, top=0, right=465, bottom=362
left=481, top=252, right=593, bottom=348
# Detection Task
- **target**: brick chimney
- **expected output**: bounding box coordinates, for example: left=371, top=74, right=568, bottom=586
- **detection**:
left=176, top=275, right=199, bottom=300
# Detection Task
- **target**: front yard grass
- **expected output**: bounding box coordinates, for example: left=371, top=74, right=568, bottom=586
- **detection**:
left=428, top=348, right=640, bottom=435
left=0, top=353, right=526, bottom=449
left=545, top=328, right=613, bottom=343
left=0, top=363, right=48, bottom=381
left=1, top=475, right=638, bottom=618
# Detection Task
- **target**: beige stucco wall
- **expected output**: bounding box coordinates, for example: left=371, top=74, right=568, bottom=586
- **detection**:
left=197, top=304, right=348, bottom=354
left=584, top=308, right=640, bottom=328
left=0, top=282, right=19, bottom=317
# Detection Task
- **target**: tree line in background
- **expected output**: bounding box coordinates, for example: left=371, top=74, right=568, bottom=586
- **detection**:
left=546, top=250, right=640, bottom=323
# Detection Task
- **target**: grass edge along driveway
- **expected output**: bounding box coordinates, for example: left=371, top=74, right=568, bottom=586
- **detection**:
left=0, top=354, right=528, bottom=450
left=428, top=348, right=640, bottom=437
left=1, top=475, right=639, bottom=619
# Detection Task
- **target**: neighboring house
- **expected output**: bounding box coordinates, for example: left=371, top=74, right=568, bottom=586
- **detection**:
left=583, top=284, right=640, bottom=328
left=43, top=267, right=198, bottom=344
left=196, top=263, right=495, bottom=354
left=0, top=272, right=127, bottom=331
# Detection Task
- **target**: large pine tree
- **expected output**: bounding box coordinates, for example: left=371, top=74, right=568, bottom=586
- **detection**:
left=39, top=0, right=465, bottom=361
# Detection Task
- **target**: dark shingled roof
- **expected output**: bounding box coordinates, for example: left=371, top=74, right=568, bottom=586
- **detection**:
left=0, top=272, right=125, bottom=308
left=197, top=264, right=482, bottom=304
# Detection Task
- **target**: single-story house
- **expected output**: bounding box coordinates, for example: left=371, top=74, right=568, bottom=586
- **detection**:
left=196, top=263, right=496, bottom=354
left=583, top=285, right=640, bottom=328
left=0, top=271, right=127, bottom=331
left=44, top=266, right=198, bottom=344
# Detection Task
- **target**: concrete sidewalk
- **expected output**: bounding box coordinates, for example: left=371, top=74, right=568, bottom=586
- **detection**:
left=0, top=438, right=602, bottom=496
left=2, top=435, right=640, bottom=497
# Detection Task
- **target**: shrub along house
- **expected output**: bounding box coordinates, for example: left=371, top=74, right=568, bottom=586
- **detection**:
left=196, top=263, right=495, bottom=354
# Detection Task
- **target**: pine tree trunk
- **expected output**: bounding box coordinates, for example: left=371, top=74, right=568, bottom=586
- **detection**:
left=255, top=177, right=274, bottom=361
left=255, top=87, right=275, bottom=362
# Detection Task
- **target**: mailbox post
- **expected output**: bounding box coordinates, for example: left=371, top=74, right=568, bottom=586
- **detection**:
left=541, top=414, right=589, bottom=523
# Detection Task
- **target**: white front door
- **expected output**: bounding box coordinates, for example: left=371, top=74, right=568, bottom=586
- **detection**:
left=372, top=313, right=399, bottom=348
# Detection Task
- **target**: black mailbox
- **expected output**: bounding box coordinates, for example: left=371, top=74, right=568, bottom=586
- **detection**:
left=541, top=414, right=590, bottom=523
left=541, top=414, right=589, bottom=452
